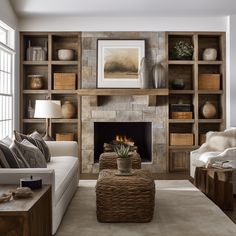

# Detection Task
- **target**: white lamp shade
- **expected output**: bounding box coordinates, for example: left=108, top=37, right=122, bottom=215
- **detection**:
left=34, top=100, right=62, bottom=118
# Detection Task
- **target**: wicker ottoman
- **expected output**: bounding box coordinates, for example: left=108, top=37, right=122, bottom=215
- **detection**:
left=96, top=169, right=155, bottom=223
left=99, top=152, right=141, bottom=171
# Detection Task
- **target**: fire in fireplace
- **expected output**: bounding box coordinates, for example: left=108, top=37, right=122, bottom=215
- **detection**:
left=94, top=122, right=152, bottom=163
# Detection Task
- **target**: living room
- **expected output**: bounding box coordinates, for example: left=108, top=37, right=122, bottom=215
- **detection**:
left=0, top=0, right=236, bottom=235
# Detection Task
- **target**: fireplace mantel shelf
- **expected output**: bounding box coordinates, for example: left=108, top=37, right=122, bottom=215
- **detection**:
left=77, top=88, right=168, bottom=96
left=77, top=88, right=168, bottom=106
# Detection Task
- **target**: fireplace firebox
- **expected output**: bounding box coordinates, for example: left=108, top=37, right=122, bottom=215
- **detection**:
left=94, top=122, right=152, bottom=163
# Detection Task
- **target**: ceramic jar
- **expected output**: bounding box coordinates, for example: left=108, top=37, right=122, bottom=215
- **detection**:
left=61, top=101, right=76, bottom=119
left=171, top=78, right=185, bottom=90
left=203, top=48, right=217, bottom=61
left=28, top=75, right=43, bottom=89
left=201, top=101, right=216, bottom=119
left=58, top=49, right=74, bottom=61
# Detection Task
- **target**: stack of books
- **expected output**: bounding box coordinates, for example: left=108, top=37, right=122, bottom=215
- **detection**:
left=211, top=160, right=233, bottom=169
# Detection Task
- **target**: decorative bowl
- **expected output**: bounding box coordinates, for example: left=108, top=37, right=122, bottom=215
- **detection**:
left=58, top=49, right=74, bottom=61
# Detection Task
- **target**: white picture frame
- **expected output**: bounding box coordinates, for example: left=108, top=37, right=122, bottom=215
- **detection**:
left=97, top=39, right=145, bottom=88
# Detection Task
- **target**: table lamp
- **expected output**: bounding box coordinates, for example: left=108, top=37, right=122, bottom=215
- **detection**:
left=34, top=100, right=62, bottom=141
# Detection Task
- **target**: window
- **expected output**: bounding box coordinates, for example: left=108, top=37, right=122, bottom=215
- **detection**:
left=0, top=21, right=15, bottom=139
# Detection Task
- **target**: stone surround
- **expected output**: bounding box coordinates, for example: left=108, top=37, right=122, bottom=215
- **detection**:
left=81, top=32, right=168, bottom=174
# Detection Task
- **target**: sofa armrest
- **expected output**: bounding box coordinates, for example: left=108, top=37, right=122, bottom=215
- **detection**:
left=46, top=141, right=78, bottom=157
left=0, top=168, right=56, bottom=205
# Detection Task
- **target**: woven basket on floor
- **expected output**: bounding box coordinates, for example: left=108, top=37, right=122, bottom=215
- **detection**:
left=96, top=169, right=155, bottom=223
left=99, top=152, right=141, bottom=171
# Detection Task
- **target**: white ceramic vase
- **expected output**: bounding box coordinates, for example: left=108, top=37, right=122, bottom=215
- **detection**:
left=203, top=48, right=217, bottom=61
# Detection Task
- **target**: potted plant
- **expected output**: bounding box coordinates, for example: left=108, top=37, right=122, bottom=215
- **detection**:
left=114, top=144, right=132, bottom=174
left=171, top=40, right=194, bottom=60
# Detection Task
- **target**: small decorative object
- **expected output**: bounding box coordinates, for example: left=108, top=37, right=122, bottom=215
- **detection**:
left=20, top=176, right=42, bottom=190
left=0, top=193, right=11, bottom=203
left=56, top=133, right=74, bottom=141
left=140, top=57, right=149, bottom=88
left=201, top=101, right=216, bottom=119
left=171, top=40, right=194, bottom=60
left=11, top=187, right=33, bottom=199
left=61, top=101, right=76, bottom=119
left=58, top=49, right=74, bottom=61
left=203, top=48, right=217, bottom=61
left=171, top=78, right=185, bottom=89
left=28, top=74, right=43, bottom=89
left=114, top=144, right=132, bottom=175
left=27, top=100, right=35, bottom=118
left=97, top=39, right=145, bottom=88
left=152, top=55, right=165, bottom=88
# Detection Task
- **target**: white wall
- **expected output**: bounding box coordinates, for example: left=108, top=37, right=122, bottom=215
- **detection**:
left=229, top=15, right=236, bottom=126
left=19, top=16, right=227, bottom=32
left=0, top=0, right=19, bottom=131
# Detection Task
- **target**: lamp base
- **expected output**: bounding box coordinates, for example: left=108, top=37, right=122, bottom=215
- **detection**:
left=43, top=134, right=54, bottom=141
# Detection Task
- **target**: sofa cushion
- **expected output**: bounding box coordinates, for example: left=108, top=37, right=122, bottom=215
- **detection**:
left=47, top=156, right=78, bottom=204
left=14, top=130, right=51, bottom=162
left=13, top=139, right=47, bottom=168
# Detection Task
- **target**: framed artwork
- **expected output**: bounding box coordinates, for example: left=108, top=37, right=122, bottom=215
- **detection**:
left=97, top=39, right=145, bottom=88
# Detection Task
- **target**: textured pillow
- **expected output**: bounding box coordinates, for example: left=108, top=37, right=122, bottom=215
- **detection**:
left=14, top=130, right=51, bottom=162
left=0, top=149, right=10, bottom=168
left=0, top=143, right=20, bottom=168
left=0, top=136, right=13, bottom=147
left=13, top=139, right=47, bottom=168
left=10, top=140, right=30, bottom=168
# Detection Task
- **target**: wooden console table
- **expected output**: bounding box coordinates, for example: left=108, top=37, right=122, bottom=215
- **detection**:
left=194, top=167, right=234, bottom=210
left=0, top=185, right=52, bottom=236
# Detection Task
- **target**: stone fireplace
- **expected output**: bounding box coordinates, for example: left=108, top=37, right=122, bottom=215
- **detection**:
left=94, top=122, right=152, bottom=163
left=81, top=31, right=168, bottom=174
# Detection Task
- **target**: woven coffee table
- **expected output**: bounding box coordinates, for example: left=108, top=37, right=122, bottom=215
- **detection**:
left=99, top=152, right=141, bottom=171
left=96, top=169, right=155, bottom=223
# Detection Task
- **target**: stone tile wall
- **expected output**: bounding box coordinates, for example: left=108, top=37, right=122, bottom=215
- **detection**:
left=81, top=32, right=168, bottom=173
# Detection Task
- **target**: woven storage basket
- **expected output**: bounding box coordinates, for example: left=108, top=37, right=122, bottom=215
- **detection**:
left=96, top=169, right=155, bottom=223
left=99, top=152, right=141, bottom=171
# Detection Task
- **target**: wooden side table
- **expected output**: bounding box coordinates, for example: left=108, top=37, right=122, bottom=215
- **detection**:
left=0, top=185, right=52, bottom=236
left=194, top=167, right=234, bottom=210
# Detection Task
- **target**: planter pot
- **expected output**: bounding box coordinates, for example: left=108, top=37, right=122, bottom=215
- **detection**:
left=117, top=157, right=132, bottom=174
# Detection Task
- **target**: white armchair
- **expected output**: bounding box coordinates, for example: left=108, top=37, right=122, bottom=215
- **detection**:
left=190, top=127, right=236, bottom=193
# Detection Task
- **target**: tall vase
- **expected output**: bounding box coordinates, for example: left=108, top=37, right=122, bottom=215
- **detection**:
left=139, top=57, right=149, bottom=88
left=152, top=56, right=165, bottom=88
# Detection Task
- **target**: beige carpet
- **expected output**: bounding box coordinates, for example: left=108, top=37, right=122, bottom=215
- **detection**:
left=56, top=180, right=236, bottom=236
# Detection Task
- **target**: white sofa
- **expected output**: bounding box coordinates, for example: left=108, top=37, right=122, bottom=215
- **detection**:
left=190, top=128, right=236, bottom=193
left=0, top=141, right=79, bottom=235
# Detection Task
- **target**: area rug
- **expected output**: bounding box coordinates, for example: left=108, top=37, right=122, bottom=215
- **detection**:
left=56, top=180, right=236, bottom=236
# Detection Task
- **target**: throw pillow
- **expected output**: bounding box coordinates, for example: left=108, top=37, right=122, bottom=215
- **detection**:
left=10, top=140, right=30, bottom=168
left=0, top=149, right=10, bottom=168
left=13, top=139, right=47, bottom=168
left=0, top=136, right=13, bottom=147
left=0, top=142, right=20, bottom=168
left=14, top=130, right=51, bottom=162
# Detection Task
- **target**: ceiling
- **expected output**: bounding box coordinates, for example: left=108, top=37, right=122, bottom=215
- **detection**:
left=10, top=0, right=236, bottom=17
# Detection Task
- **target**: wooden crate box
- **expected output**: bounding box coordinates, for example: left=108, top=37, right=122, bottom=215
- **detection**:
left=170, top=133, right=194, bottom=146
left=171, top=112, right=193, bottom=119
left=53, top=73, right=76, bottom=90
left=56, top=133, right=74, bottom=141
left=199, top=74, right=220, bottom=90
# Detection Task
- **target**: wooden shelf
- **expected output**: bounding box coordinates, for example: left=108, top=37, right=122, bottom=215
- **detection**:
left=77, top=88, right=168, bottom=96
left=51, top=61, right=78, bottom=65
left=23, top=119, right=44, bottom=123
left=168, top=60, right=194, bottom=65
left=51, top=90, right=78, bottom=94
left=198, top=90, right=223, bottom=94
left=198, top=119, right=223, bottom=123
left=51, top=119, right=78, bottom=123
left=169, top=145, right=197, bottom=149
left=169, top=90, right=194, bottom=94
left=197, top=60, right=223, bottom=65
left=23, top=61, right=48, bottom=65
left=169, top=119, right=195, bottom=123
left=23, top=90, right=49, bottom=94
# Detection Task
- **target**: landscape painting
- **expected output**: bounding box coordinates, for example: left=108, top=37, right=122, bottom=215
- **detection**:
left=97, top=40, right=145, bottom=88
left=104, top=47, right=139, bottom=79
